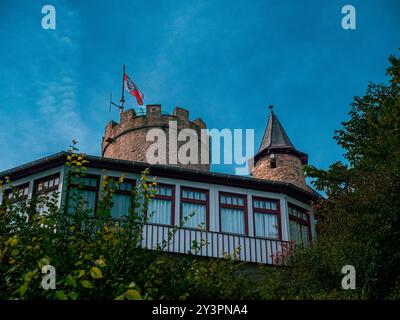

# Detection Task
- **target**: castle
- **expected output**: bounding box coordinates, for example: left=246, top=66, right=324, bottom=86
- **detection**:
left=0, top=104, right=319, bottom=265
left=102, top=104, right=311, bottom=191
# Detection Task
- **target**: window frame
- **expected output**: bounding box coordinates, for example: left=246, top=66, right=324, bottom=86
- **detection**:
left=66, top=174, right=100, bottom=216
left=252, top=196, right=282, bottom=240
left=218, top=191, right=248, bottom=236
left=105, top=176, right=136, bottom=219
left=3, top=182, right=30, bottom=204
left=33, top=173, right=60, bottom=196
left=180, top=186, right=209, bottom=231
left=146, top=183, right=175, bottom=226
left=288, top=203, right=312, bottom=244
left=105, top=176, right=136, bottom=196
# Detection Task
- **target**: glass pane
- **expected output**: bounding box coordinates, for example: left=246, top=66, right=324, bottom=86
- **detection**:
left=90, top=178, right=97, bottom=187
left=68, top=188, right=96, bottom=216
left=111, top=194, right=131, bottom=219
left=182, top=202, right=206, bottom=229
left=290, top=219, right=309, bottom=246
left=254, top=213, right=278, bottom=238
left=221, top=208, right=245, bottom=234
left=148, top=199, right=172, bottom=225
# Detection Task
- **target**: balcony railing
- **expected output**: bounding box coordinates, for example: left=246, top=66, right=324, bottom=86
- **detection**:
left=140, top=223, right=290, bottom=265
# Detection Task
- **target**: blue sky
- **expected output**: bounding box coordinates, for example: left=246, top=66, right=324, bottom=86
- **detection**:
left=0, top=0, right=399, bottom=175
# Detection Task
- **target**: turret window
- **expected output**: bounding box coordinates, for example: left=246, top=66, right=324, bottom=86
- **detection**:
left=270, top=153, right=277, bottom=168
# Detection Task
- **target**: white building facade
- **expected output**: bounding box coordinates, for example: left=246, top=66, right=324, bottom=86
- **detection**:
left=0, top=152, right=319, bottom=265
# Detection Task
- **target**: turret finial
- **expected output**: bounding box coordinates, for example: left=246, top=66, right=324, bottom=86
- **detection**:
left=268, top=104, right=274, bottom=110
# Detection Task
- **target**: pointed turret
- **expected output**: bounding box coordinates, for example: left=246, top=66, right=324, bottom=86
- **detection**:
left=259, top=106, right=294, bottom=151
left=251, top=106, right=309, bottom=190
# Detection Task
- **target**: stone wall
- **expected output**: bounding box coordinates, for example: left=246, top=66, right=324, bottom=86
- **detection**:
left=251, top=153, right=308, bottom=190
left=102, top=105, right=210, bottom=171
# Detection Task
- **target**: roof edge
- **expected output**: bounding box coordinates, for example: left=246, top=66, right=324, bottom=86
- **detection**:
left=0, top=152, right=321, bottom=203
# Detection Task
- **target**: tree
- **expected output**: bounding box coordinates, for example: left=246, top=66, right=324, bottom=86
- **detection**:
left=297, top=53, right=400, bottom=299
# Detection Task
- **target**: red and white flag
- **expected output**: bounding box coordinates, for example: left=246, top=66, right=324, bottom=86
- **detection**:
left=124, top=72, right=144, bottom=105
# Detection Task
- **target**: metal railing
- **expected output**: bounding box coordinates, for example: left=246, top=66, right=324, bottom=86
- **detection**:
left=140, top=223, right=290, bottom=265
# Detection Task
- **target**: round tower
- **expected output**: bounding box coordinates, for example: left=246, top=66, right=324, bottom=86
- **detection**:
left=102, top=104, right=210, bottom=171
left=251, top=106, right=309, bottom=190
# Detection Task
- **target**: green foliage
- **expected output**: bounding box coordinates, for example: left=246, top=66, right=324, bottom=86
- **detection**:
left=292, top=52, right=400, bottom=299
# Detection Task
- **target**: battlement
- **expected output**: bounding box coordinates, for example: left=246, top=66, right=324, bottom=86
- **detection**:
left=102, top=104, right=210, bottom=171
left=104, top=105, right=206, bottom=139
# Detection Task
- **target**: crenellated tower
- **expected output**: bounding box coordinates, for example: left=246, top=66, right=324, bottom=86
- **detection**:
left=102, top=104, right=210, bottom=171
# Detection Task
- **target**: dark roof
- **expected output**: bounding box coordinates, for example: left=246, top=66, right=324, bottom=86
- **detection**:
left=255, top=108, right=308, bottom=165
left=259, top=109, right=295, bottom=152
left=0, top=152, right=321, bottom=203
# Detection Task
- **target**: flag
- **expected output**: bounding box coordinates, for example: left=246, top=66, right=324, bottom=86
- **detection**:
left=124, top=72, right=144, bottom=105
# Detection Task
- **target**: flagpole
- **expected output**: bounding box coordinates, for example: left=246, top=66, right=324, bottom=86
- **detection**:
left=120, top=64, right=125, bottom=112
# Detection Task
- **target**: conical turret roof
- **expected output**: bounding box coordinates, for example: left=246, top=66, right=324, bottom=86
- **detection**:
left=259, top=107, right=294, bottom=152
left=255, top=106, right=308, bottom=165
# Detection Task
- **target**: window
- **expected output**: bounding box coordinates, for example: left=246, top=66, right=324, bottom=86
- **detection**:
left=2, top=183, right=30, bottom=227
left=107, top=178, right=135, bottom=219
left=253, top=197, right=281, bottom=239
left=34, top=174, right=61, bottom=215
left=34, top=174, right=60, bottom=195
left=67, top=175, right=100, bottom=216
left=3, top=183, right=29, bottom=204
left=219, top=192, right=247, bottom=235
left=147, top=184, right=175, bottom=225
left=180, top=187, right=209, bottom=230
left=288, top=204, right=311, bottom=246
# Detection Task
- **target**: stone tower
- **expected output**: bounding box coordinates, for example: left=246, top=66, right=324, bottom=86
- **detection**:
left=102, top=104, right=210, bottom=171
left=251, top=106, right=309, bottom=190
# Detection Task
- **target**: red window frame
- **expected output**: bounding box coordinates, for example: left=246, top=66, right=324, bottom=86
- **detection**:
left=147, top=183, right=175, bottom=226
left=105, top=176, right=136, bottom=219
left=66, top=174, right=100, bottom=216
left=252, top=196, right=282, bottom=240
left=219, top=191, right=248, bottom=236
left=105, top=177, right=136, bottom=196
left=180, top=186, right=209, bottom=231
left=288, top=203, right=312, bottom=242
